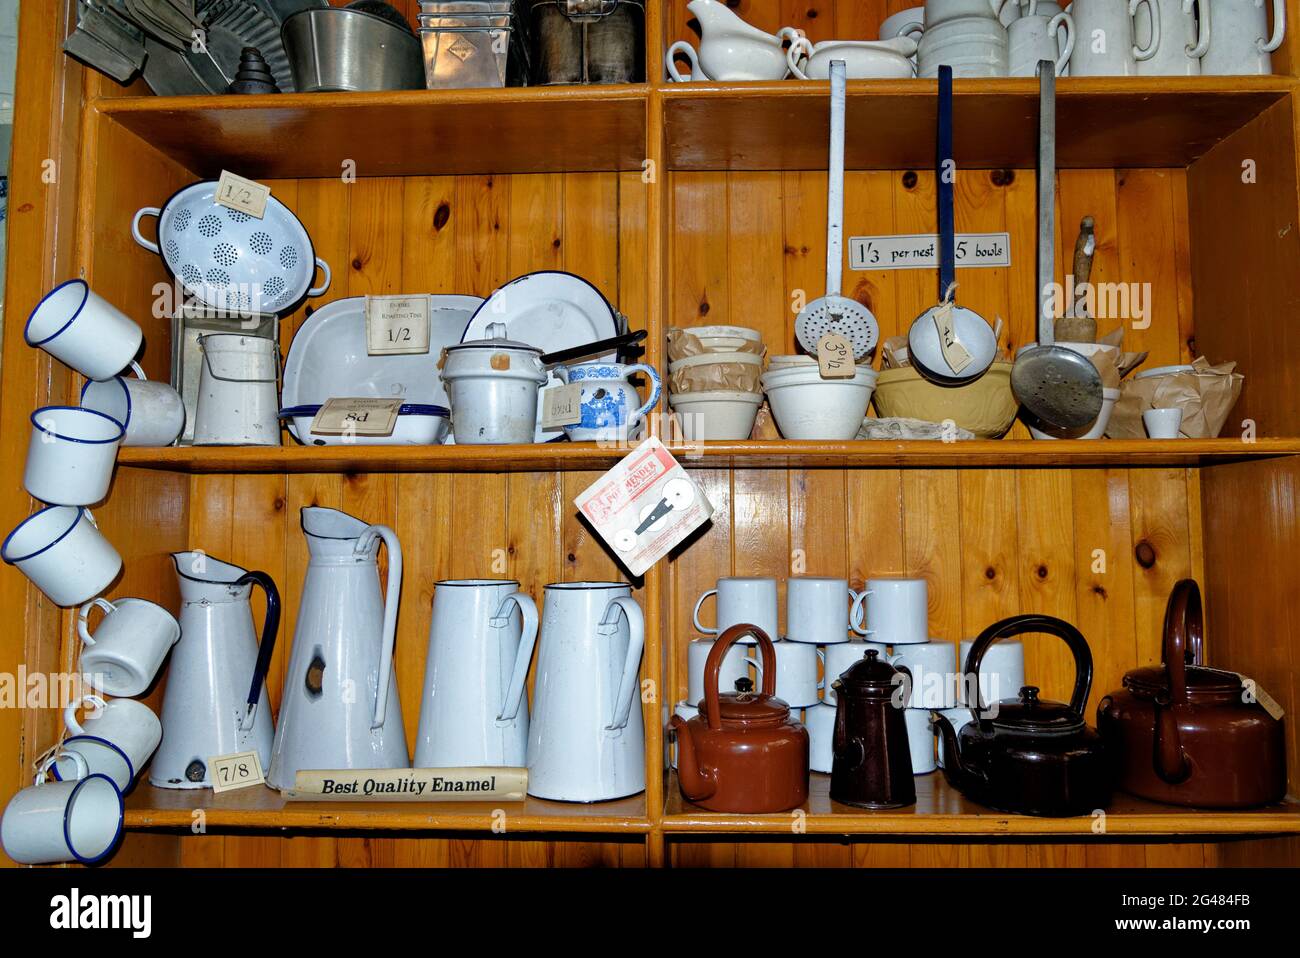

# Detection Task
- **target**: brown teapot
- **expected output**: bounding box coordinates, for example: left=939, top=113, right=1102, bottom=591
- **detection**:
left=670, top=624, right=809, bottom=813
left=1097, top=579, right=1287, bottom=808
left=830, top=648, right=916, bottom=809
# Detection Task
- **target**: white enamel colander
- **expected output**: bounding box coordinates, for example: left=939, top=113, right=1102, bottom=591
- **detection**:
left=132, top=181, right=331, bottom=316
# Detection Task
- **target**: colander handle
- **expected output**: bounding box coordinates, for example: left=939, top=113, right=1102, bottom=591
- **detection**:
left=131, top=207, right=163, bottom=255
left=308, top=258, right=332, bottom=298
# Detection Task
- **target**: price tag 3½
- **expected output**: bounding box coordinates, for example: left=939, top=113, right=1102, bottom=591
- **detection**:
left=817, top=332, right=856, bottom=379
left=209, top=750, right=266, bottom=793
left=215, top=170, right=271, bottom=220
left=366, top=295, right=431, bottom=356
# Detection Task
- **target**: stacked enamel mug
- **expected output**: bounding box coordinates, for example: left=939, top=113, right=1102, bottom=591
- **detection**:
left=666, top=325, right=766, bottom=441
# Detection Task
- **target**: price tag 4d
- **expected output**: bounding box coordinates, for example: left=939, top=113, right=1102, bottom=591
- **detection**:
left=366, top=295, right=431, bottom=356
left=541, top=383, right=584, bottom=429
left=932, top=300, right=974, bottom=375
left=209, top=750, right=266, bottom=793
left=816, top=332, right=856, bottom=379
left=215, top=170, right=271, bottom=220
left=310, top=398, right=402, bottom=437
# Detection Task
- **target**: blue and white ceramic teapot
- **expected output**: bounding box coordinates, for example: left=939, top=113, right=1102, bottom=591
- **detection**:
left=555, top=361, right=662, bottom=442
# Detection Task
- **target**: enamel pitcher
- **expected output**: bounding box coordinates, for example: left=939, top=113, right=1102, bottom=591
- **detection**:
left=413, top=579, right=539, bottom=768
left=267, top=508, right=408, bottom=791
left=526, top=582, right=645, bottom=802
left=152, top=552, right=279, bottom=789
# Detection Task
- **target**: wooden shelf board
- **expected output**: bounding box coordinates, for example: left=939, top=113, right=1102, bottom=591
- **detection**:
left=96, top=85, right=649, bottom=178
left=661, top=76, right=1296, bottom=171
left=663, top=772, right=1300, bottom=837
left=116, top=438, right=1300, bottom=474
left=124, top=783, right=649, bottom=834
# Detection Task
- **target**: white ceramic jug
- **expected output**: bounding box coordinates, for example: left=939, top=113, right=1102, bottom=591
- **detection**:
left=152, top=553, right=279, bottom=789
left=678, top=0, right=799, bottom=81
left=1201, top=0, right=1284, bottom=75
left=413, top=579, right=539, bottom=768
left=193, top=333, right=281, bottom=446
left=1135, top=0, right=1209, bottom=75
left=267, top=508, right=408, bottom=791
left=555, top=361, right=662, bottom=442
left=526, top=582, right=646, bottom=802
left=1069, top=0, right=1160, bottom=75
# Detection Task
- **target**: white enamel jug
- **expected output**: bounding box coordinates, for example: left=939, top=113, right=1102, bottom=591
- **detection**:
left=526, top=582, right=645, bottom=803
left=152, top=553, right=279, bottom=789
left=267, top=507, right=407, bottom=790
left=413, top=580, right=539, bottom=768
left=193, top=334, right=281, bottom=446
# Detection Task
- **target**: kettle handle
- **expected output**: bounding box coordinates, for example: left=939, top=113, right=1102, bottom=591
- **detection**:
left=235, top=571, right=280, bottom=732
left=704, top=624, right=777, bottom=731
left=964, top=614, right=1092, bottom=723
left=598, top=596, right=645, bottom=731
left=1153, top=579, right=1201, bottom=785
left=357, top=525, right=402, bottom=731
left=492, top=592, right=539, bottom=724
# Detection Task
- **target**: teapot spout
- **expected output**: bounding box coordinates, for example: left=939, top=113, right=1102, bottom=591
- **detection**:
left=670, top=715, right=717, bottom=802
left=931, top=711, right=979, bottom=793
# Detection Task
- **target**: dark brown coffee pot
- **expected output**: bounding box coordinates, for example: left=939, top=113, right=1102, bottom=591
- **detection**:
left=830, top=648, right=916, bottom=809
left=932, top=614, right=1112, bottom=817
left=670, top=624, right=809, bottom=813
left=1097, top=579, right=1287, bottom=808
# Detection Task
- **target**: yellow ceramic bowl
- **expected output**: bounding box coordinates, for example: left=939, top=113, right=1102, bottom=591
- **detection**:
left=871, top=362, right=1020, bottom=439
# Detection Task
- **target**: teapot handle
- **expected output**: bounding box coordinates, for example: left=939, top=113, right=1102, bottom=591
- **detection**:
left=355, top=525, right=402, bottom=730
left=598, top=595, right=645, bottom=731
left=704, top=624, right=776, bottom=731
left=492, top=592, right=539, bottom=724
left=964, top=614, right=1092, bottom=724
left=235, top=571, right=280, bottom=732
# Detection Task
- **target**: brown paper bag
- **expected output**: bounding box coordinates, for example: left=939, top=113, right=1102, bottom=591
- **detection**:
left=669, top=362, right=764, bottom=394
left=667, top=327, right=767, bottom=362
left=1106, top=357, right=1244, bottom=439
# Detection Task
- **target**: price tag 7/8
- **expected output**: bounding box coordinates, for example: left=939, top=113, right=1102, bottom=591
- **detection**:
left=215, top=170, right=271, bottom=220
left=209, top=750, right=265, bottom=793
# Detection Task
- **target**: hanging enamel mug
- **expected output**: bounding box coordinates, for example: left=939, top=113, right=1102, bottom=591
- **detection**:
left=24, top=279, right=142, bottom=382
left=1202, top=0, right=1284, bottom=75
left=554, top=361, right=661, bottom=442
left=24, top=406, right=125, bottom=506
left=81, top=362, right=186, bottom=447
left=1, top=750, right=122, bottom=866
left=53, top=694, right=162, bottom=792
left=78, top=596, right=181, bottom=697
left=193, top=333, right=281, bottom=446
left=2, top=506, right=121, bottom=608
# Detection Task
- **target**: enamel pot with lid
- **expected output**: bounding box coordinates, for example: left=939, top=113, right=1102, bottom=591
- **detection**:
left=440, top=323, right=549, bottom=445
left=932, top=613, right=1112, bottom=816
left=670, top=624, right=809, bottom=813
left=1097, top=580, right=1287, bottom=808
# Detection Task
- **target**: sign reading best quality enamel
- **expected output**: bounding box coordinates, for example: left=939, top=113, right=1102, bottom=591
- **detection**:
left=283, top=767, right=528, bottom=802
left=849, top=233, right=1011, bottom=270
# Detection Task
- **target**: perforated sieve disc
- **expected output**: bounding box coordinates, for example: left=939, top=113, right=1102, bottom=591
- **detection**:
left=795, top=296, right=880, bottom=360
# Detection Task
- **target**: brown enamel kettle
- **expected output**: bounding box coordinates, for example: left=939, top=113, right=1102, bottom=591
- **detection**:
left=932, top=614, right=1112, bottom=817
left=1097, top=579, right=1287, bottom=808
left=670, top=624, right=809, bottom=813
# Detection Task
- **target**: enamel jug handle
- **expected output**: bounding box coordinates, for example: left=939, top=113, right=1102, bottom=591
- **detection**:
left=357, top=525, right=402, bottom=730
left=1263, top=0, right=1286, bottom=53
left=236, top=571, right=280, bottom=732
left=598, top=595, right=645, bottom=732
left=492, top=592, right=539, bottom=724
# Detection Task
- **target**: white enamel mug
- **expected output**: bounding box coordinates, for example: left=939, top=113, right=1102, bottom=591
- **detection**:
left=905, top=708, right=938, bottom=774
left=959, top=637, right=1026, bottom=706
left=1, top=751, right=123, bottom=865
left=804, top=702, right=836, bottom=773
left=1008, top=7, right=1075, bottom=74
left=1069, top=0, right=1159, bottom=75
left=786, top=576, right=865, bottom=645
left=934, top=705, right=975, bottom=768
left=823, top=640, right=892, bottom=704
left=851, top=578, right=930, bottom=646
left=693, top=576, right=779, bottom=644
left=54, top=695, right=162, bottom=792
left=890, top=641, right=958, bottom=708
left=24, top=406, right=124, bottom=506
left=81, top=362, right=186, bottom=447
left=78, top=597, right=181, bottom=697
left=23, top=279, right=143, bottom=382
left=2, top=506, right=122, bottom=608
left=686, top=638, right=751, bottom=705
left=1135, top=0, right=1208, bottom=75
left=750, top=640, right=822, bottom=708
left=1201, top=0, right=1284, bottom=75
left=670, top=700, right=699, bottom=768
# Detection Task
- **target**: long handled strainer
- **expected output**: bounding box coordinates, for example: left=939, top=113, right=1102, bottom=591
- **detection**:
left=794, top=60, right=879, bottom=361
left=1010, top=62, right=1103, bottom=430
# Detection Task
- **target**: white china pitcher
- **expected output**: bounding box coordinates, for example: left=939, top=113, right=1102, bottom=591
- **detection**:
left=267, top=508, right=408, bottom=790
left=413, top=579, right=539, bottom=768
left=669, top=0, right=800, bottom=81
left=526, top=582, right=646, bottom=802
left=1201, top=0, right=1284, bottom=75
left=152, top=553, right=279, bottom=789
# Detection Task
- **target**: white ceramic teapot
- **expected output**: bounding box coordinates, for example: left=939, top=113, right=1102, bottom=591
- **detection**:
left=667, top=0, right=800, bottom=81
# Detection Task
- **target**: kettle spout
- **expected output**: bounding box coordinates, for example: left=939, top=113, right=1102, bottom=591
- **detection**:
left=931, top=711, right=980, bottom=793
left=670, top=715, right=717, bottom=802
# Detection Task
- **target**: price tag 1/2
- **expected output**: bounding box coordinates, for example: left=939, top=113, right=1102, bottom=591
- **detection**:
left=215, top=170, right=271, bottom=220
left=209, top=750, right=266, bottom=793
left=541, top=383, right=584, bottom=429
left=932, top=300, right=974, bottom=375
left=366, top=295, right=431, bottom=356
left=310, top=398, right=402, bottom=438
left=816, top=332, right=856, bottom=379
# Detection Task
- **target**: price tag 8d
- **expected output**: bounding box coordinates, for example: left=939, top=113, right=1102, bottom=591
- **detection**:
left=209, top=750, right=265, bottom=793
left=215, top=170, right=271, bottom=220
left=310, top=398, right=402, bottom=437
left=932, top=301, right=974, bottom=375
left=366, top=295, right=431, bottom=356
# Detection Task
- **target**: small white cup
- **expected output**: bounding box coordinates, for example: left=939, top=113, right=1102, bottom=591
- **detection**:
left=2, top=506, right=122, bottom=608
left=804, top=702, right=837, bottom=773
left=934, top=706, right=976, bottom=768
left=786, top=576, right=865, bottom=645
left=891, top=641, right=959, bottom=709
left=905, top=708, right=938, bottom=774
left=1, top=750, right=123, bottom=865
left=686, top=638, right=752, bottom=705
left=54, top=695, right=162, bottom=792
left=78, top=597, right=181, bottom=697
left=24, top=279, right=143, bottom=382
left=959, top=638, right=1026, bottom=706
left=693, top=576, right=779, bottom=644
left=81, top=362, right=186, bottom=447
left=823, top=640, right=892, bottom=704
left=751, top=640, right=822, bottom=708
left=1143, top=406, right=1184, bottom=439
left=24, top=406, right=124, bottom=506
left=852, top=578, right=930, bottom=645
